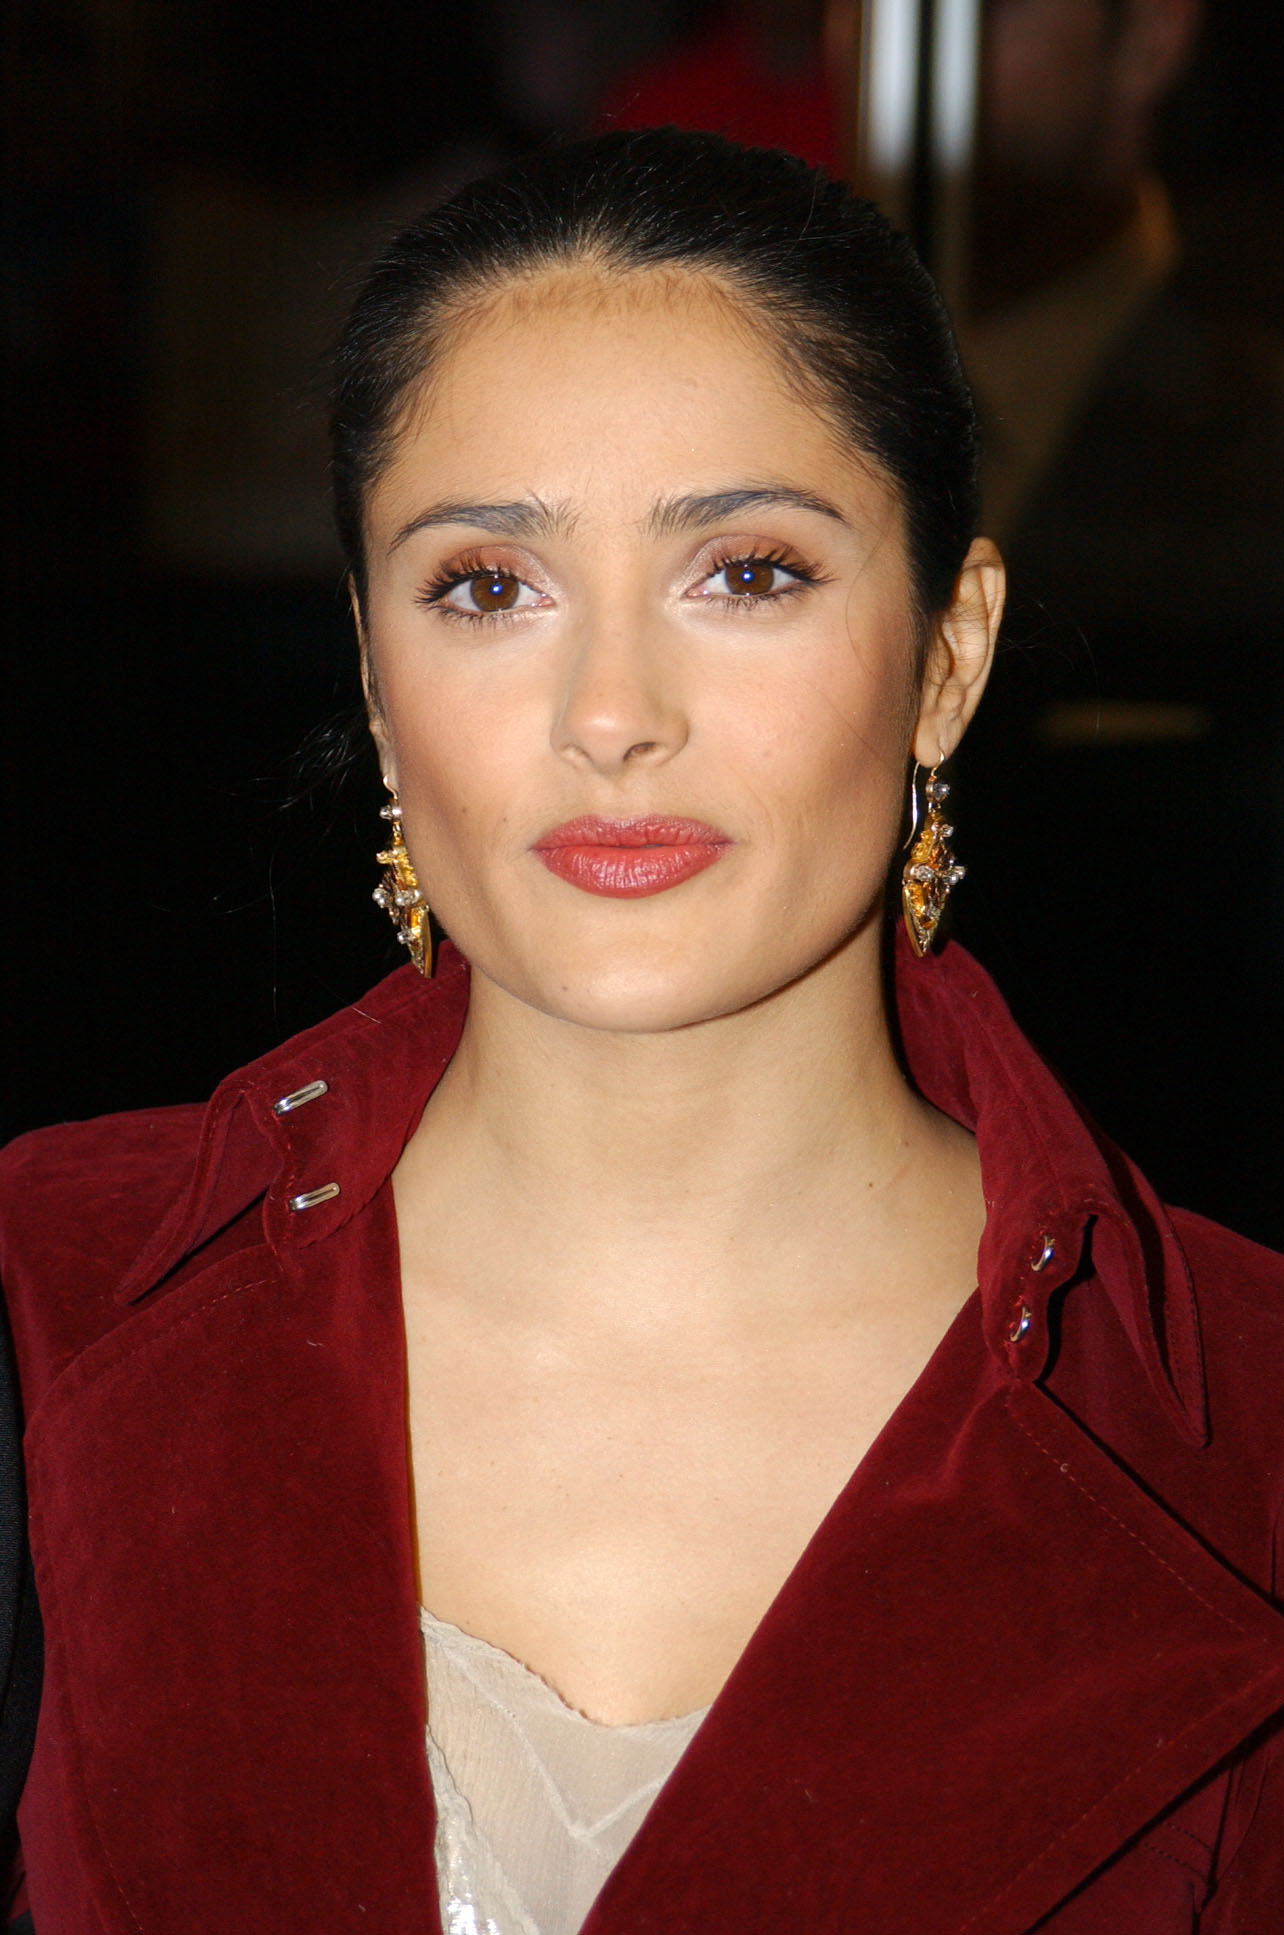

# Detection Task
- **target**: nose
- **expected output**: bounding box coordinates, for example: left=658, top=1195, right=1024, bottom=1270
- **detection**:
left=551, top=615, right=689, bottom=775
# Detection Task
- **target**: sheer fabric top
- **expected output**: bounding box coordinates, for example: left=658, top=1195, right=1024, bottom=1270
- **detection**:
left=420, top=1607, right=709, bottom=1935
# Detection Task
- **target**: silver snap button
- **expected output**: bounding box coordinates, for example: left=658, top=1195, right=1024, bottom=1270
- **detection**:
left=1008, top=1304, right=1033, bottom=1343
left=273, top=1079, right=329, bottom=1116
left=288, top=1182, right=341, bottom=1213
left=1030, top=1235, right=1056, bottom=1272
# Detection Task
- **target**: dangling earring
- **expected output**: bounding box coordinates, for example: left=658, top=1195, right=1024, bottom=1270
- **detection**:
left=901, top=763, right=965, bottom=957
left=372, top=786, right=433, bottom=976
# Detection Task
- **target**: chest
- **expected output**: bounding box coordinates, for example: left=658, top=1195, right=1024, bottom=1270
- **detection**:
left=14, top=1217, right=1284, bottom=1933
left=403, top=1264, right=972, bottom=1724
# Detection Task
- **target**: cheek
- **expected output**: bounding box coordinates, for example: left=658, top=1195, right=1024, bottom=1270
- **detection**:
left=376, top=648, right=519, bottom=832
left=752, top=624, right=914, bottom=826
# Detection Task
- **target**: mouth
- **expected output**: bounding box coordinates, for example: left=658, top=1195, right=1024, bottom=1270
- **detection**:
left=531, top=815, right=733, bottom=898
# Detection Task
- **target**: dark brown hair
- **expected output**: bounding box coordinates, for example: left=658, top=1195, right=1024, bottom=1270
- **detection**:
left=332, top=127, right=979, bottom=618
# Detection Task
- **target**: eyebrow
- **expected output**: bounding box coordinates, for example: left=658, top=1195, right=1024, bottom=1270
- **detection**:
left=388, top=482, right=850, bottom=556
left=388, top=497, right=574, bottom=553
left=645, top=485, right=849, bottom=536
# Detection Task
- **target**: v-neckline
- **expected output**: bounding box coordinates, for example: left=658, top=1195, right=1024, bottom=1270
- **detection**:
left=419, top=1604, right=712, bottom=1736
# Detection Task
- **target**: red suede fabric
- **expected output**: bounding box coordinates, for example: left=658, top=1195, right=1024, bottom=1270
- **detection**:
left=1, top=935, right=1282, bottom=1933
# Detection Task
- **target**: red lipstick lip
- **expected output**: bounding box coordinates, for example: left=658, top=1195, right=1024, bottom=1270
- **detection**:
left=531, top=815, right=733, bottom=898
left=533, top=815, right=731, bottom=850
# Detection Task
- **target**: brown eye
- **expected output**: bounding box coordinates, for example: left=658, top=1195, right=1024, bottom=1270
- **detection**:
left=428, top=565, right=541, bottom=620
left=468, top=570, right=521, bottom=612
left=725, top=560, right=779, bottom=596
left=704, top=556, right=803, bottom=601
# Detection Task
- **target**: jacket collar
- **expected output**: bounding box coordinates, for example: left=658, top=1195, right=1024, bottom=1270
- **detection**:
left=51, top=939, right=1284, bottom=1934
left=896, top=938, right=1206, bottom=1441
left=117, top=931, right=1206, bottom=1440
left=116, top=945, right=470, bottom=1305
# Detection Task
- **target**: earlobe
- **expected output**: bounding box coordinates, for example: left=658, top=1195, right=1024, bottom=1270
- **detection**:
left=913, top=537, right=1005, bottom=767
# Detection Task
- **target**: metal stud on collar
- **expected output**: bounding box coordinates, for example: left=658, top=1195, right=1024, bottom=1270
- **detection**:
left=287, top=1182, right=341, bottom=1213
left=1008, top=1304, right=1033, bottom=1344
left=273, top=1079, right=329, bottom=1116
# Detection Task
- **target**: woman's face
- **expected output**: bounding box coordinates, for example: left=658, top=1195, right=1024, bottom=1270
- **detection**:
left=360, top=268, right=992, bottom=1034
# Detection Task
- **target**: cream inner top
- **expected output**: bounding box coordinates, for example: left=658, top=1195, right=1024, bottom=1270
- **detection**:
left=420, top=1607, right=709, bottom=1935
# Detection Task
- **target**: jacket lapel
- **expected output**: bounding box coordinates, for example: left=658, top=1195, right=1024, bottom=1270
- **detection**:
left=32, top=1239, right=1283, bottom=1935
left=26, top=947, right=1284, bottom=1932
left=585, top=1304, right=1284, bottom=1935
left=24, top=1200, right=442, bottom=1934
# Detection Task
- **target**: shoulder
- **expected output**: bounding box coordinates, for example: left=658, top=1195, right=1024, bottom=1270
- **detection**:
left=1165, top=1206, right=1284, bottom=1403
left=1170, top=1205, right=1284, bottom=1309
left=0, top=1104, right=207, bottom=1399
left=0, top=966, right=422, bottom=1274
left=0, top=958, right=466, bottom=1410
left=0, top=1103, right=207, bottom=1264
left=1171, top=1207, right=1284, bottom=1452
left=1065, top=1202, right=1284, bottom=1586
left=0, top=1101, right=206, bottom=1192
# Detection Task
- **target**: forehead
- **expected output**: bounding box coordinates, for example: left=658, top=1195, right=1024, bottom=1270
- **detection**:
left=371, top=265, right=896, bottom=533
left=431, top=261, right=784, bottom=391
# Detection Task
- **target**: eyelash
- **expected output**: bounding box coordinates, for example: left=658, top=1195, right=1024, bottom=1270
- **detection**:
left=414, top=546, right=825, bottom=625
left=701, top=546, right=823, bottom=606
left=414, top=552, right=533, bottom=625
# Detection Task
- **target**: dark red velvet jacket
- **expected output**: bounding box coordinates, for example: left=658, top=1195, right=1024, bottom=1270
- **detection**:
left=2, top=936, right=1283, bottom=1933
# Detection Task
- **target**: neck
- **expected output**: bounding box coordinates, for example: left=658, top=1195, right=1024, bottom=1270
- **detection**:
left=395, top=925, right=974, bottom=1323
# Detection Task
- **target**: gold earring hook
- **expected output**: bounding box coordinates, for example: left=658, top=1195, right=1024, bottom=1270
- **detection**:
left=903, top=760, right=922, bottom=850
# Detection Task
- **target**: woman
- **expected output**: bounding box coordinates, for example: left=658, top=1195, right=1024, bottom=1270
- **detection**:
left=2, top=130, right=1283, bottom=1934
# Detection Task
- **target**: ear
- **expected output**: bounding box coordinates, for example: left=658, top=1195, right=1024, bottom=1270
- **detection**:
left=349, top=576, right=397, bottom=789
left=913, top=538, right=1005, bottom=768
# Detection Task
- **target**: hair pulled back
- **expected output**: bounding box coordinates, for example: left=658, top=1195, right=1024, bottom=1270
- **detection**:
left=333, top=128, right=979, bottom=618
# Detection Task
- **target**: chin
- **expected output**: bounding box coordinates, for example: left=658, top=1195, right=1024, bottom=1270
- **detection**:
left=458, top=886, right=873, bottom=1036
left=478, top=921, right=765, bottom=1036
left=536, top=958, right=750, bottom=1036
left=534, top=924, right=863, bottom=1036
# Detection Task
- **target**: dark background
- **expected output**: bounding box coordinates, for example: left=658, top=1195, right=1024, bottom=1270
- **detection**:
left=3, top=0, right=1282, bottom=1241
